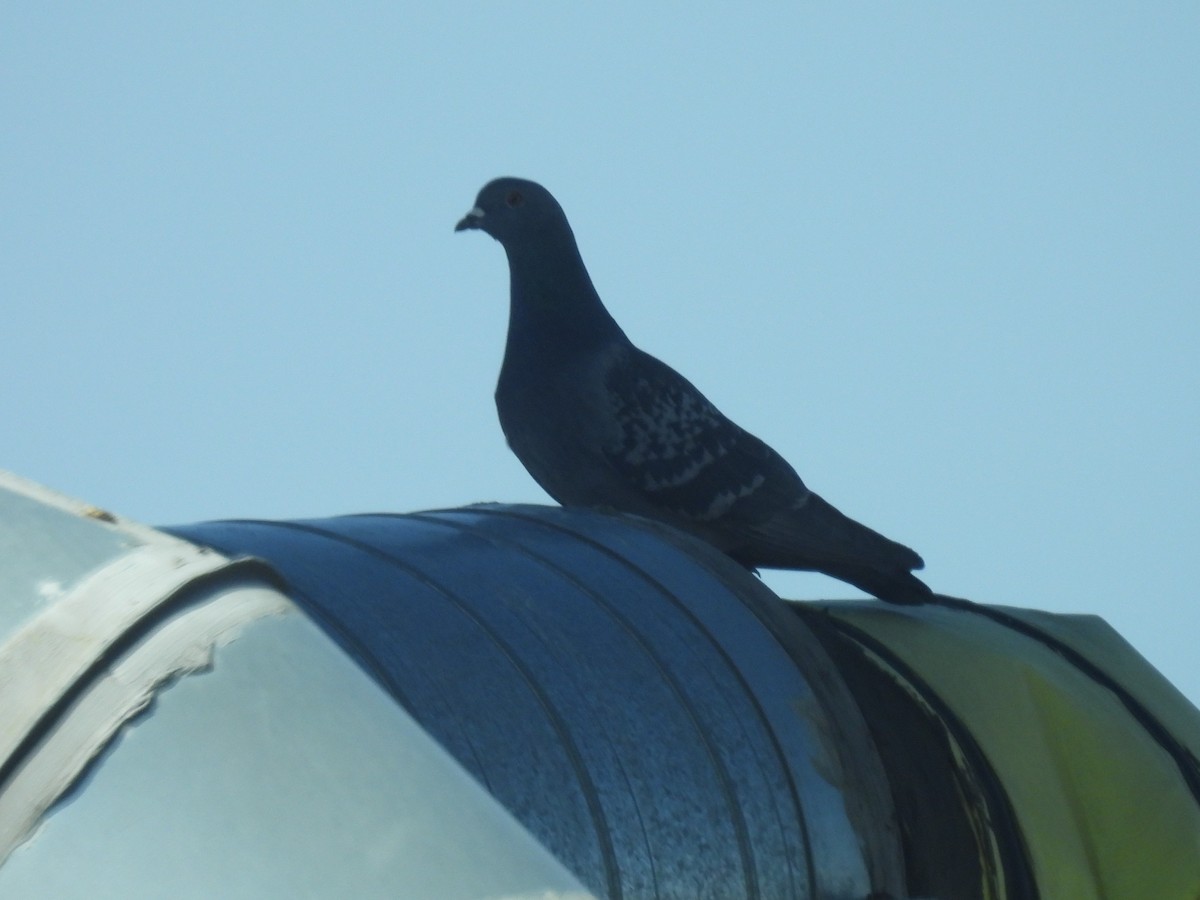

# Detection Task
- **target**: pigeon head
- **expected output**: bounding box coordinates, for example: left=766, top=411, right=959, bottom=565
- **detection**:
left=456, top=176, right=625, bottom=354
left=454, top=177, right=570, bottom=247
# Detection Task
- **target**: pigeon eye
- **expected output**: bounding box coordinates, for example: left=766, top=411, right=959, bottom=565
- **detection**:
left=506, top=190, right=524, bottom=208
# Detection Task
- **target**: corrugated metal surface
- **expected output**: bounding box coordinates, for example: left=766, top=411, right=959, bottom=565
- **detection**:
left=11, top=470, right=1197, bottom=899
left=169, top=504, right=906, bottom=900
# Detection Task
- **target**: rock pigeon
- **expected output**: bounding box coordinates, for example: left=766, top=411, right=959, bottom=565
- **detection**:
left=456, top=177, right=931, bottom=604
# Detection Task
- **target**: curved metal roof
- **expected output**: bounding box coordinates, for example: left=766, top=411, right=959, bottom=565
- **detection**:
left=169, top=504, right=905, bottom=900
left=9, top=471, right=1199, bottom=898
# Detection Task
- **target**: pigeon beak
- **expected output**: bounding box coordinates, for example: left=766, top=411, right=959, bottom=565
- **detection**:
left=455, top=207, right=485, bottom=232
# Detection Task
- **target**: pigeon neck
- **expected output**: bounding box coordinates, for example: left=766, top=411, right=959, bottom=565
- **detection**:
left=502, top=239, right=626, bottom=365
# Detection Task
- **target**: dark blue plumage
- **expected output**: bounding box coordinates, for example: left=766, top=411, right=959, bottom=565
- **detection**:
left=456, top=177, right=931, bottom=604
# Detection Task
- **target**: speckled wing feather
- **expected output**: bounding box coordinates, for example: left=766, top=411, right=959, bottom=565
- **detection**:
left=600, top=349, right=807, bottom=526
left=599, top=348, right=927, bottom=600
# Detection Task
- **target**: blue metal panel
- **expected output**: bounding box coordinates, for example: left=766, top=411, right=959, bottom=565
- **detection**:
left=168, top=504, right=902, bottom=900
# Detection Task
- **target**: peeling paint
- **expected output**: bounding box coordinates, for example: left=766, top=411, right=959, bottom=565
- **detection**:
left=0, top=515, right=291, bottom=866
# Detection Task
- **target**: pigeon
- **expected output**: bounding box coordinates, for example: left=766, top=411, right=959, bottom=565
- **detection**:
left=456, top=177, right=931, bottom=604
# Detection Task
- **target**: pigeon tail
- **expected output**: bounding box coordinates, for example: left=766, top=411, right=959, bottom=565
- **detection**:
left=816, top=563, right=933, bottom=606
left=726, top=492, right=931, bottom=605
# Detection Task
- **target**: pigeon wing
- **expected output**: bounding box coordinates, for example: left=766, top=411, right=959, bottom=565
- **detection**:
left=599, top=349, right=926, bottom=591
left=600, top=349, right=807, bottom=525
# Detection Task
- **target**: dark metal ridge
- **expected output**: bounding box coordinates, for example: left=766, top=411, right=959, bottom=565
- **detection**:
left=800, top=606, right=1041, bottom=900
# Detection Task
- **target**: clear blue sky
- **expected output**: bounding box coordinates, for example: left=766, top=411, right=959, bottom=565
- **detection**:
left=3, top=6, right=1197, bottom=704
